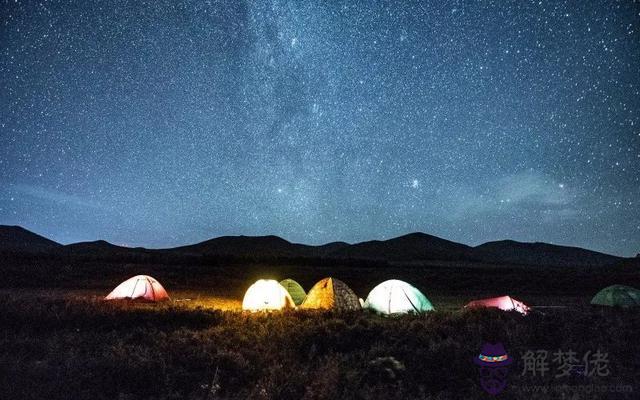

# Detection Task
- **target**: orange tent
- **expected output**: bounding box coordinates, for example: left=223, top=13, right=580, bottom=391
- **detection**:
left=105, top=275, right=170, bottom=301
left=300, top=277, right=361, bottom=311
left=465, top=295, right=529, bottom=315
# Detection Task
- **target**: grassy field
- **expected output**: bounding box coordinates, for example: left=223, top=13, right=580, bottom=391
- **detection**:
left=0, top=287, right=638, bottom=400
left=1, top=256, right=638, bottom=399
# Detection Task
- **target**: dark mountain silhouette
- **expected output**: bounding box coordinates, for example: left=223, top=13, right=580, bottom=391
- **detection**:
left=0, top=225, right=61, bottom=252
left=63, top=240, right=145, bottom=255
left=163, top=232, right=626, bottom=267
left=0, top=225, right=629, bottom=267
left=170, top=235, right=354, bottom=259
left=65, top=240, right=121, bottom=251
left=314, top=241, right=351, bottom=256
left=474, top=240, right=622, bottom=267
left=169, top=233, right=474, bottom=262
left=325, top=232, right=474, bottom=261
left=172, top=235, right=314, bottom=258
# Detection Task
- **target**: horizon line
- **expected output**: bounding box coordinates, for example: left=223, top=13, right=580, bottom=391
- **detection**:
left=1, top=223, right=631, bottom=258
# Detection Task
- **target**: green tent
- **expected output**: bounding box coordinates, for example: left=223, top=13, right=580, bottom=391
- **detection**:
left=279, top=279, right=306, bottom=306
left=591, top=285, right=640, bottom=307
left=364, top=279, right=434, bottom=314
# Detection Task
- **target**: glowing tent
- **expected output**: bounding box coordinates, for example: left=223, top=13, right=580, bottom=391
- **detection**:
left=105, top=275, right=170, bottom=301
left=363, top=279, right=434, bottom=314
left=242, top=279, right=295, bottom=311
left=465, top=295, right=530, bottom=315
left=591, top=285, right=640, bottom=307
left=301, top=277, right=361, bottom=311
left=279, top=279, right=306, bottom=306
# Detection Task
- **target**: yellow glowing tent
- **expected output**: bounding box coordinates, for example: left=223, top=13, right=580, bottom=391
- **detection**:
left=242, top=279, right=296, bottom=311
left=301, top=277, right=361, bottom=311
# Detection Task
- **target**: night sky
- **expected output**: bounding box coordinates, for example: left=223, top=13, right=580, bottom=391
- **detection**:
left=1, top=1, right=639, bottom=256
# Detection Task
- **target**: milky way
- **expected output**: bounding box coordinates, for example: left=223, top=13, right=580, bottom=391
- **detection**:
left=1, top=1, right=639, bottom=256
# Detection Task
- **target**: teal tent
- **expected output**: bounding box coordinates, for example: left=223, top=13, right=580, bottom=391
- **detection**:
left=364, top=279, right=434, bottom=314
left=591, top=285, right=640, bottom=307
left=279, top=279, right=306, bottom=306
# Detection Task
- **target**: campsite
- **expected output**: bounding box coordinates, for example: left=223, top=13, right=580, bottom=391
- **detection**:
left=2, top=1, right=639, bottom=398
left=1, top=227, right=639, bottom=399
left=2, top=288, right=638, bottom=400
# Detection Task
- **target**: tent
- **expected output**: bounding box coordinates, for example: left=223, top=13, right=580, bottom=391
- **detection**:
left=301, top=277, right=361, bottom=311
left=105, top=275, right=170, bottom=301
left=242, top=279, right=296, bottom=311
left=279, top=279, right=306, bottom=306
left=465, top=295, right=530, bottom=315
left=591, top=285, right=640, bottom=307
left=364, top=279, right=434, bottom=314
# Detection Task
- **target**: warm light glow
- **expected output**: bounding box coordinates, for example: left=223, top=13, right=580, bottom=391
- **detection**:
left=242, top=279, right=295, bottom=311
left=300, top=277, right=361, bottom=310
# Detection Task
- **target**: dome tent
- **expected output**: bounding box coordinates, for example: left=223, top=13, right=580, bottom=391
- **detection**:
left=591, top=285, right=640, bottom=307
left=301, top=277, right=361, bottom=311
left=242, top=279, right=296, bottom=311
left=364, top=279, right=434, bottom=314
left=105, top=275, right=170, bottom=302
left=279, top=278, right=306, bottom=306
left=465, top=295, right=530, bottom=315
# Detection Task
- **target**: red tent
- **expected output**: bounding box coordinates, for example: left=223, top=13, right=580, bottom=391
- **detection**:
left=465, top=295, right=530, bottom=315
left=105, top=275, right=170, bottom=302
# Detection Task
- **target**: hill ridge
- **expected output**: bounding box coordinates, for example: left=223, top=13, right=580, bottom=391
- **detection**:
left=0, top=225, right=627, bottom=267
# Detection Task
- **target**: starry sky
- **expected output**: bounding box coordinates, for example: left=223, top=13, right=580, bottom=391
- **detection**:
left=1, top=1, right=639, bottom=256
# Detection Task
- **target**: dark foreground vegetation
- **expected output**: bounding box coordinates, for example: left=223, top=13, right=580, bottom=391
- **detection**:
left=0, top=291, right=638, bottom=400
left=1, top=236, right=639, bottom=399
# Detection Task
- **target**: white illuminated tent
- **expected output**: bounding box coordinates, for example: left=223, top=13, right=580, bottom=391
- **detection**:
left=105, top=275, right=170, bottom=301
left=363, top=279, right=434, bottom=314
left=242, top=279, right=295, bottom=311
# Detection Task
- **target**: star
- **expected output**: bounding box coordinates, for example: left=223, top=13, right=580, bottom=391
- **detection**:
left=0, top=0, right=636, bottom=256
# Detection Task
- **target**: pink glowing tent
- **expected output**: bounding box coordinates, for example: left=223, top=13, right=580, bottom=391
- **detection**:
left=105, top=275, right=170, bottom=301
left=465, top=295, right=530, bottom=315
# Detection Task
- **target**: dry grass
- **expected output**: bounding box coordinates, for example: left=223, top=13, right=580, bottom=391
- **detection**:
left=0, top=289, right=638, bottom=400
